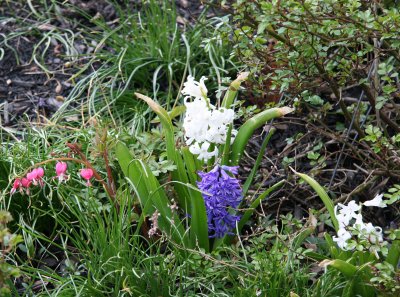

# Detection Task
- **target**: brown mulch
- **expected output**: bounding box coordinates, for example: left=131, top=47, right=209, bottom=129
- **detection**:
left=0, top=0, right=207, bottom=127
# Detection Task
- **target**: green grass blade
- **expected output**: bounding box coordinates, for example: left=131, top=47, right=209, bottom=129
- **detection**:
left=230, top=107, right=293, bottom=165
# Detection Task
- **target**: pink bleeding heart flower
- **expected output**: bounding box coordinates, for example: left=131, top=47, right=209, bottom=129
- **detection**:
left=21, top=178, right=32, bottom=194
left=10, top=178, right=22, bottom=195
left=26, top=167, right=45, bottom=187
left=21, top=178, right=31, bottom=188
left=80, top=168, right=94, bottom=186
left=26, top=170, right=37, bottom=181
left=36, top=167, right=44, bottom=178
left=55, top=162, right=68, bottom=182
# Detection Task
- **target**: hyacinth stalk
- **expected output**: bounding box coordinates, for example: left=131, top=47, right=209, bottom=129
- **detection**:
left=221, top=72, right=249, bottom=108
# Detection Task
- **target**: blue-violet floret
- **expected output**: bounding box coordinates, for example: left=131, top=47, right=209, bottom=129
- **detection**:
left=197, top=165, right=243, bottom=238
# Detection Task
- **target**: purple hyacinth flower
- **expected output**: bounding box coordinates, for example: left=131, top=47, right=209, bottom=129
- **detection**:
left=197, top=165, right=243, bottom=238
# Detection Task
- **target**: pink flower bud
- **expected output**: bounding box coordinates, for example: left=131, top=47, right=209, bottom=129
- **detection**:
left=80, top=168, right=94, bottom=186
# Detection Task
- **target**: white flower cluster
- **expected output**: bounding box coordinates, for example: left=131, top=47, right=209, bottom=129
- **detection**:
left=333, top=194, right=388, bottom=253
left=182, top=76, right=236, bottom=162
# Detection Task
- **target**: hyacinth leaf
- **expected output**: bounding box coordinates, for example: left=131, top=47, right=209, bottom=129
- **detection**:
left=305, top=251, right=329, bottom=261
left=292, top=210, right=317, bottom=250
left=150, top=105, right=186, bottom=123
left=116, top=142, right=188, bottom=246
left=221, top=72, right=249, bottom=109
left=386, top=240, right=400, bottom=269
left=138, top=161, right=189, bottom=247
left=324, top=233, right=341, bottom=259
left=321, top=260, right=374, bottom=297
left=135, top=93, right=190, bottom=209
left=320, top=259, right=358, bottom=278
left=287, top=230, right=314, bottom=265
left=292, top=170, right=339, bottom=232
left=116, top=142, right=153, bottom=211
left=242, top=127, right=276, bottom=196
left=188, top=187, right=209, bottom=252
left=181, top=147, right=209, bottom=251
left=230, top=107, right=294, bottom=165
left=181, top=147, right=200, bottom=185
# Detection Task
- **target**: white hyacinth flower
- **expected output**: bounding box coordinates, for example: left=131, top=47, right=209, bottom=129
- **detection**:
left=182, top=76, right=236, bottom=163
left=334, top=200, right=361, bottom=228
left=182, top=75, right=208, bottom=99
left=335, top=212, right=352, bottom=228
left=353, top=213, right=366, bottom=229
left=333, top=228, right=352, bottom=250
left=358, top=222, right=383, bottom=244
left=363, top=194, right=387, bottom=208
left=189, top=142, right=218, bottom=162
left=338, top=200, right=361, bottom=215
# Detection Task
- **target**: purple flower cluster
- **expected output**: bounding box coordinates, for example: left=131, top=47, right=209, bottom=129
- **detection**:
left=197, top=165, right=243, bottom=238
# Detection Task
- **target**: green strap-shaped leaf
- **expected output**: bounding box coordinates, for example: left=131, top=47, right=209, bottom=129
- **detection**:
left=230, top=107, right=293, bottom=165
left=221, top=124, right=233, bottom=166
left=292, top=170, right=339, bottom=231
left=135, top=93, right=190, bottom=209
left=116, top=142, right=188, bottom=246
left=181, top=147, right=209, bottom=251
left=324, top=233, right=339, bottom=258
left=116, top=142, right=152, bottom=211
left=188, top=187, right=209, bottom=251
left=151, top=105, right=186, bottom=123
left=386, top=240, right=400, bottom=269
left=321, top=259, right=358, bottom=278
left=181, top=147, right=200, bottom=186
left=322, top=259, right=375, bottom=297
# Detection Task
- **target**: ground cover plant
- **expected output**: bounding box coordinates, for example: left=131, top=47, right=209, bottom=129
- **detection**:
left=0, top=0, right=399, bottom=296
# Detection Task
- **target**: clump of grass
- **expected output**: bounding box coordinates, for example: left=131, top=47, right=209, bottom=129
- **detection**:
left=1, top=121, right=345, bottom=296
left=52, top=1, right=238, bottom=134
